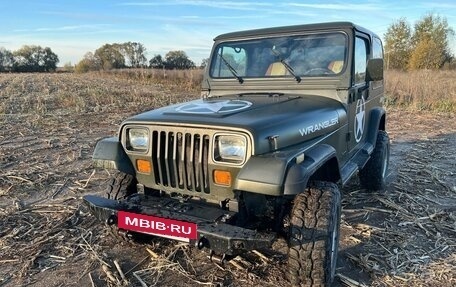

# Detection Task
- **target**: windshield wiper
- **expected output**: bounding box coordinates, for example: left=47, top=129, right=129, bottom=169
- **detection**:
left=271, top=48, right=301, bottom=83
left=218, top=53, right=244, bottom=84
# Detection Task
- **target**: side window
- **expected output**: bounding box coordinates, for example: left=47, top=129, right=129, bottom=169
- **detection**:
left=372, top=37, right=384, bottom=88
left=354, top=37, right=368, bottom=85
left=372, top=37, right=383, bottom=59
left=212, top=47, right=247, bottom=77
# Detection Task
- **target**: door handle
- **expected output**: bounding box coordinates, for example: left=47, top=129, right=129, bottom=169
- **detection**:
left=357, top=85, right=369, bottom=100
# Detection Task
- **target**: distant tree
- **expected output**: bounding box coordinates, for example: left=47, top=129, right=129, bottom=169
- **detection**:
left=384, top=18, right=412, bottom=70
left=12, top=45, right=59, bottom=72
left=200, top=58, right=209, bottom=69
left=408, top=36, right=443, bottom=70
left=13, top=45, right=39, bottom=72
left=74, top=52, right=100, bottom=73
left=149, top=54, right=165, bottom=69
left=0, top=47, right=14, bottom=72
left=42, top=47, right=59, bottom=72
left=121, top=42, right=147, bottom=68
left=94, top=44, right=125, bottom=70
left=409, top=14, right=454, bottom=69
left=385, top=14, right=454, bottom=70
left=164, top=50, right=195, bottom=69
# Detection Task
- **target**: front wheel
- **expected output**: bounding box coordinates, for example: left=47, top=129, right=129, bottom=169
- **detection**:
left=287, top=181, right=341, bottom=287
left=106, top=172, right=137, bottom=200
left=105, top=172, right=138, bottom=241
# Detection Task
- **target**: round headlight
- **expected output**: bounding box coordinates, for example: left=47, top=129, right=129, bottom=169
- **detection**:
left=127, top=128, right=149, bottom=151
left=215, top=135, right=246, bottom=164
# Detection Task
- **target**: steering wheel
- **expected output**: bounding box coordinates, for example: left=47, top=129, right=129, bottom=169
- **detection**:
left=303, top=67, right=335, bottom=75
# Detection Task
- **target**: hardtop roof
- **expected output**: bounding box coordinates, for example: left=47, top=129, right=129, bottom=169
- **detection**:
left=214, top=22, right=379, bottom=41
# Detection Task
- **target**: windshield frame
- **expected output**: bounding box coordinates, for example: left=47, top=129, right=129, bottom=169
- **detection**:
left=209, top=31, right=348, bottom=81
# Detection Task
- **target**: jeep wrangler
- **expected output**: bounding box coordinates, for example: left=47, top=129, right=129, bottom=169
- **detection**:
left=83, top=22, right=389, bottom=286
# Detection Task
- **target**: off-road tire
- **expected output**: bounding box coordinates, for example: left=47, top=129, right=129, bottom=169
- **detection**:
left=105, top=172, right=138, bottom=241
left=106, top=172, right=137, bottom=200
left=359, top=130, right=390, bottom=191
left=287, top=181, right=341, bottom=287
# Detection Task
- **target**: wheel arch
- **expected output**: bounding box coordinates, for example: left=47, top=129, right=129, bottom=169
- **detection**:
left=284, top=144, right=341, bottom=195
left=92, top=137, right=135, bottom=175
left=366, top=107, right=386, bottom=146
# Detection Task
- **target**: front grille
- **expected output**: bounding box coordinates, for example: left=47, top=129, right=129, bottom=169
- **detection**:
left=151, top=129, right=210, bottom=193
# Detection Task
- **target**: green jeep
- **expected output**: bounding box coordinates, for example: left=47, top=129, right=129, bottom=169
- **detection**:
left=84, top=22, right=389, bottom=286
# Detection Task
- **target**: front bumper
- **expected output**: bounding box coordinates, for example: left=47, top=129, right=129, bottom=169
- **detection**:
left=82, top=194, right=275, bottom=255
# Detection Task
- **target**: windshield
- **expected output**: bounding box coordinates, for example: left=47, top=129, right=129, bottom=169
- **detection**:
left=210, top=32, right=347, bottom=79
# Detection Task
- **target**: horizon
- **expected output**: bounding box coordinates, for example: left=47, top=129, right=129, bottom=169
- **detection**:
left=1, top=0, right=455, bottom=66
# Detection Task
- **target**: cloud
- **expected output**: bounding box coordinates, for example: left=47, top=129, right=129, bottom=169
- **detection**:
left=419, top=2, right=456, bottom=9
left=285, top=2, right=382, bottom=11
left=13, top=24, right=110, bottom=33
left=118, top=0, right=274, bottom=11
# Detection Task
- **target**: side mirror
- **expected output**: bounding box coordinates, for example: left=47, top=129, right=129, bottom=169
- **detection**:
left=366, top=58, right=384, bottom=81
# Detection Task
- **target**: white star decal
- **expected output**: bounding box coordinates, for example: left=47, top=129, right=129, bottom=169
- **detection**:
left=176, top=100, right=252, bottom=114
left=354, top=97, right=365, bottom=143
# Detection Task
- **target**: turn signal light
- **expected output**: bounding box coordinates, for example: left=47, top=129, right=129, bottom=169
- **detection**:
left=214, top=170, right=231, bottom=186
left=136, top=159, right=151, bottom=173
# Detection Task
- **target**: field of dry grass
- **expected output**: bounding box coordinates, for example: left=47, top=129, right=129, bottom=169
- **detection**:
left=95, top=68, right=456, bottom=112
left=385, top=70, right=456, bottom=112
left=0, top=72, right=455, bottom=287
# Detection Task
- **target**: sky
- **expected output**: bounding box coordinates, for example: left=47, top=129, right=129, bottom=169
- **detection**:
left=1, top=0, right=455, bottom=66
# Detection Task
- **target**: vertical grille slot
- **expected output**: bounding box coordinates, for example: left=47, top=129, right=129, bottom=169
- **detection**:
left=151, top=131, right=160, bottom=184
left=151, top=128, right=210, bottom=194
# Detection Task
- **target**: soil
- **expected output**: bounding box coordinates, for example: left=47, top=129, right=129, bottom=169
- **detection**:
left=1, top=73, right=455, bottom=287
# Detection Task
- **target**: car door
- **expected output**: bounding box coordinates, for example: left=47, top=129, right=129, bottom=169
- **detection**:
left=347, top=33, right=370, bottom=156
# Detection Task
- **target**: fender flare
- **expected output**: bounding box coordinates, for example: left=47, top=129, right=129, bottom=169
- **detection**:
left=234, top=144, right=340, bottom=196
left=365, top=107, right=386, bottom=147
left=283, top=144, right=340, bottom=195
left=92, top=137, right=135, bottom=175
left=234, top=154, right=289, bottom=196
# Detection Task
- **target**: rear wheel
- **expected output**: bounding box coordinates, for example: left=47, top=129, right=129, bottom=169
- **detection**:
left=287, top=181, right=341, bottom=287
left=359, top=130, right=390, bottom=191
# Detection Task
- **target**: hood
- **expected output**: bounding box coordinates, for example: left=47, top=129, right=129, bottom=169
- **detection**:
left=125, top=94, right=347, bottom=154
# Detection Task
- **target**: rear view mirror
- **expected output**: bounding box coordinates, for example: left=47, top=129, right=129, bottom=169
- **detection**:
left=366, top=58, right=384, bottom=81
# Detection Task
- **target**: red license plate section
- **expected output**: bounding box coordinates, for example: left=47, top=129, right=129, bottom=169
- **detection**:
left=117, top=211, right=198, bottom=242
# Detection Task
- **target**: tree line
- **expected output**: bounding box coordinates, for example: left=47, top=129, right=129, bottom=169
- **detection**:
left=0, top=42, right=201, bottom=73
left=2, top=14, right=454, bottom=73
left=74, top=42, right=199, bottom=73
left=0, top=45, right=59, bottom=72
left=384, top=14, right=454, bottom=70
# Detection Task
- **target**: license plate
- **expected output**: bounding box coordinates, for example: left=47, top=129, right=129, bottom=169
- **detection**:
left=117, top=211, right=198, bottom=242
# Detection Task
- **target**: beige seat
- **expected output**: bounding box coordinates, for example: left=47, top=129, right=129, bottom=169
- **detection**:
left=265, top=62, right=288, bottom=76
left=327, top=61, right=344, bottom=73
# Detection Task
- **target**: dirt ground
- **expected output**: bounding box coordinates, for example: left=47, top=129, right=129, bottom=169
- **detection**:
left=1, top=73, right=455, bottom=287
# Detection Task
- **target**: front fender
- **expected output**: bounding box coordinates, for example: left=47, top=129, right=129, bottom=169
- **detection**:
left=233, top=144, right=339, bottom=196
left=92, top=137, right=135, bottom=175
left=283, top=144, right=339, bottom=195
left=234, top=155, right=289, bottom=196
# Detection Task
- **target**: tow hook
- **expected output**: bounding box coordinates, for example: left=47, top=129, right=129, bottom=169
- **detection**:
left=106, top=214, right=117, bottom=225
left=208, top=251, right=227, bottom=265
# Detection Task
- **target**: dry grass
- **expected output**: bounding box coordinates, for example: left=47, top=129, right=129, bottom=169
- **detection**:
left=101, top=68, right=204, bottom=93
left=10, top=68, right=453, bottom=113
left=0, top=72, right=200, bottom=116
left=385, top=70, right=456, bottom=112
left=98, top=68, right=456, bottom=112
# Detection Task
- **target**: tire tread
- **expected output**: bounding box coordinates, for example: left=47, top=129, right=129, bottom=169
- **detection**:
left=287, top=181, right=341, bottom=287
